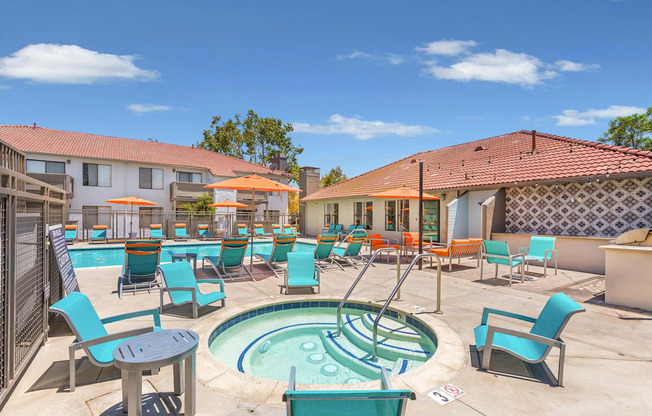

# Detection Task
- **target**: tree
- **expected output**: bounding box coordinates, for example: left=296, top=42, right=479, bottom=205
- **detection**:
left=198, top=110, right=304, bottom=183
left=598, top=107, right=652, bottom=151
left=320, top=166, right=348, bottom=188
left=179, top=192, right=215, bottom=214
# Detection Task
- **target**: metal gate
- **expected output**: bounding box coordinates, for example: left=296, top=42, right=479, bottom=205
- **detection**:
left=0, top=197, right=7, bottom=392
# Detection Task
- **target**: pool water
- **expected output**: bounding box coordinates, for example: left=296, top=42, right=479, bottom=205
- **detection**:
left=69, top=241, right=317, bottom=268
left=209, top=303, right=437, bottom=384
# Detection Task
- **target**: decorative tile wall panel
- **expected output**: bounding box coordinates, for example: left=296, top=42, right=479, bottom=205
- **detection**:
left=505, top=177, right=652, bottom=237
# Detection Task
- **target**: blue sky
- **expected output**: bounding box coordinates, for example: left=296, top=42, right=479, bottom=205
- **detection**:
left=1, top=0, right=650, bottom=178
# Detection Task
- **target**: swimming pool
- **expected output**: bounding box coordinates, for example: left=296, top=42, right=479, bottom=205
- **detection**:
left=69, top=241, right=317, bottom=268
left=208, top=300, right=437, bottom=384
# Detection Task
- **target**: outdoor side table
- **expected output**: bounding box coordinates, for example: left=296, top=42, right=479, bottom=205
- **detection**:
left=171, top=252, right=198, bottom=272
left=113, top=329, right=199, bottom=416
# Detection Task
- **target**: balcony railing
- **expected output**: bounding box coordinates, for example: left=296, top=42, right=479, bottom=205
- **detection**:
left=170, top=181, right=210, bottom=201
left=237, top=190, right=268, bottom=204
left=26, top=172, right=74, bottom=198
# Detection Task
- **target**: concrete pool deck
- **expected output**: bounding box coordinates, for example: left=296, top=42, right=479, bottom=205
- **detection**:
left=3, top=243, right=652, bottom=415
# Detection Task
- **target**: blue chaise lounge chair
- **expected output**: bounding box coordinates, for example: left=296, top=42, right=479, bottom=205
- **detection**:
left=89, top=225, right=108, bottom=243
left=283, top=252, right=320, bottom=294
left=474, top=292, right=585, bottom=386
left=118, top=239, right=162, bottom=298
left=203, top=237, right=252, bottom=280
left=174, top=223, right=191, bottom=241
left=149, top=224, right=166, bottom=240
left=254, top=235, right=296, bottom=278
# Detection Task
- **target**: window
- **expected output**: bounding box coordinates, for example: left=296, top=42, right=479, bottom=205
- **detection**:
left=139, top=207, right=164, bottom=229
left=385, top=201, right=396, bottom=231
left=385, top=200, right=408, bottom=231
left=324, top=203, right=339, bottom=226
left=26, top=159, right=65, bottom=174
left=83, top=163, right=111, bottom=187
left=177, top=171, right=202, bottom=183
left=266, top=210, right=280, bottom=223
left=139, top=167, right=164, bottom=189
left=82, top=206, right=112, bottom=228
left=354, top=201, right=373, bottom=229
left=400, top=200, right=410, bottom=232
left=423, top=200, right=440, bottom=242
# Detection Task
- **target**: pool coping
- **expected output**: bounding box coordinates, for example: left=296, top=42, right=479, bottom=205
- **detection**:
left=190, top=294, right=468, bottom=405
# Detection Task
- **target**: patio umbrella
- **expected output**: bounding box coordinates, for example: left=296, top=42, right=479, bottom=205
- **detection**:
left=205, top=174, right=300, bottom=272
left=369, top=186, right=439, bottom=250
left=209, top=200, right=249, bottom=237
left=105, top=196, right=157, bottom=238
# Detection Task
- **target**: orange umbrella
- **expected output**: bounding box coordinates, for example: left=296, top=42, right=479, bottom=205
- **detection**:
left=105, top=196, right=157, bottom=237
left=205, top=174, right=300, bottom=271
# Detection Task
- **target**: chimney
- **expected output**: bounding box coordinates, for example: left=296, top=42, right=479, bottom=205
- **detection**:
left=531, top=130, right=537, bottom=153
left=33, top=122, right=37, bottom=129
left=298, top=166, right=321, bottom=233
left=270, top=153, right=289, bottom=172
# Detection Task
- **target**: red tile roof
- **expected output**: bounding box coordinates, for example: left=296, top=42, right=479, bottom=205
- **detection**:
left=0, top=125, right=289, bottom=178
left=303, top=130, right=652, bottom=201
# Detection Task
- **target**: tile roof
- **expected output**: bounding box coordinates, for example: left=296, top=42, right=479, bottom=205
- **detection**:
left=303, top=130, right=652, bottom=201
left=0, top=125, right=289, bottom=178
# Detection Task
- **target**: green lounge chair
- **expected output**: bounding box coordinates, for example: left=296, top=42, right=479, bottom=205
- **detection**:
left=254, top=223, right=272, bottom=237
left=314, top=233, right=343, bottom=271
left=149, top=224, right=166, bottom=240
left=283, top=366, right=415, bottom=415
left=322, top=224, right=335, bottom=234
left=118, top=240, right=162, bottom=299
left=65, top=225, right=78, bottom=244
left=332, top=232, right=369, bottom=269
left=203, top=237, right=252, bottom=280
left=356, top=224, right=365, bottom=230
left=174, top=223, right=191, bottom=241
left=272, top=224, right=283, bottom=235
left=474, top=292, right=585, bottom=386
left=157, top=261, right=226, bottom=319
left=49, top=291, right=161, bottom=392
left=236, top=223, right=249, bottom=236
left=198, top=224, right=217, bottom=240
left=519, top=236, right=558, bottom=277
left=283, top=224, right=300, bottom=236
left=254, top=235, right=297, bottom=278
left=89, top=225, right=108, bottom=243
left=283, top=252, right=320, bottom=294
left=481, top=240, right=525, bottom=286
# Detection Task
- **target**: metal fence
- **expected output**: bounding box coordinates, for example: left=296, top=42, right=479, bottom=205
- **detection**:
left=0, top=140, right=66, bottom=405
left=67, top=209, right=299, bottom=240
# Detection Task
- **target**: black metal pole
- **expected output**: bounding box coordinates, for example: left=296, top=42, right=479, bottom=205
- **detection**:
left=418, top=161, right=423, bottom=270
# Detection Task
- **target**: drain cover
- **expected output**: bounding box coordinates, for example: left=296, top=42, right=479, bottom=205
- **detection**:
left=226, top=409, right=260, bottom=416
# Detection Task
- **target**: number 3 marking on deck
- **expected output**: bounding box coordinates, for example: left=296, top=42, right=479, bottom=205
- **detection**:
left=432, top=392, right=449, bottom=402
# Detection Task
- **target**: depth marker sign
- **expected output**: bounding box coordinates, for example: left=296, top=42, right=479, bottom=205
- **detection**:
left=427, top=384, right=466, bottom=405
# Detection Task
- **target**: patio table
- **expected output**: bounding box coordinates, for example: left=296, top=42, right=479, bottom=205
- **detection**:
left=113, top=329, right=199, bottom=416
left=171, top=252, right=198, bottom=272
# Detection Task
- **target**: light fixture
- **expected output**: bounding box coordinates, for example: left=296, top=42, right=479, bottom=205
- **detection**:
left=534, top=182, right=538, bottom=187
left=587, top=177, right=592, bottom=186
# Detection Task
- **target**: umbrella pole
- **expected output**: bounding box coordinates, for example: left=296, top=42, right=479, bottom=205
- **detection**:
left=250, top=189, right=255, bottom=272
left=130, top=204, right=134, bottom=237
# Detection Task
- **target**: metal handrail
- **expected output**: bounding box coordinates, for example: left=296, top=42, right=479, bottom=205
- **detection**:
left=372, top=253, right=442, bottom=360
left=336, top=247, right=400, bottom=337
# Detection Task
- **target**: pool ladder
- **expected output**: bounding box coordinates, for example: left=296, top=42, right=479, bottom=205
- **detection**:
left=335, top=250, right=443, bottom=361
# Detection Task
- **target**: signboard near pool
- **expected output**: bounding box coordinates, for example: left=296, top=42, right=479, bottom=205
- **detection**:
left=48, top=224, right=80, bottom=294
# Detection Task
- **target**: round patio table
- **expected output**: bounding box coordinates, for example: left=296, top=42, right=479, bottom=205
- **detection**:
left=171, top=252, right=198, bottom=272
left=113, top=329, right=199, bottom=416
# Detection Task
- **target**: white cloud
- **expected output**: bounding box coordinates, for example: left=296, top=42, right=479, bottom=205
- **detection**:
left=415, top=40, right=477, bottom=56
left=553, top=105, right=646, bottom=126
left=424, top=49, right=558, bottom=87
left=127, top=104, right=173, bottom=114
left=293, top=114, right=438, bottom=140
left=336, top=50, right=405, bottom=65
left=0, top=44, right=159, bottom=84
left=555, top=60, right=600, bottom=72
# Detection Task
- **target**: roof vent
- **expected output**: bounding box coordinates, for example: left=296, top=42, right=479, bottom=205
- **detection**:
left=474, top=146, right=486, bottom=152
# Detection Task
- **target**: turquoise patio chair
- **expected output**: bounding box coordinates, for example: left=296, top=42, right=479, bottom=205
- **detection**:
left=157, top=261, right=226, bottom=319
left=254, top=223, right=272, bottom=237
left=65, top=225, right=78, bottom=244
left=198, top=224, right=217, bottom=240
left=356, top=224, right=365, bottom=230
left=283, top=224, right=300, bottom=236
left=314, top=234, right=343, bottom=271
left=283, top=252, right=320, bottom=294
left=236, top=223, right=249, bottom=236
left=481, top=240, right=525, bottom=286
left=89, top=225, right=108, bottom=243
left=49, top=291, right=162, bottom=392
left=387, top=222, right=395, bottom=231
left=254, top=235, right=297, bottom=278
left=332, top=232, right=370, bottom=269
left=519, top=236, right=558, bottom=277
left=322, top=224, right=335, bottom=234
left=118, top=240, right=162, bottom=299
left=272, top=224, right=283, bottom=235
left=474, top=292, right=585, bottom=386
left=283, top=366, right=415, bottom=415
left=203, top=237, right=252, bottom=280
left=149, top=224, right=166, bottom=240
left=174, top=223, right=191, bottom=241
left=333, top=224, right=343, bottom=236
